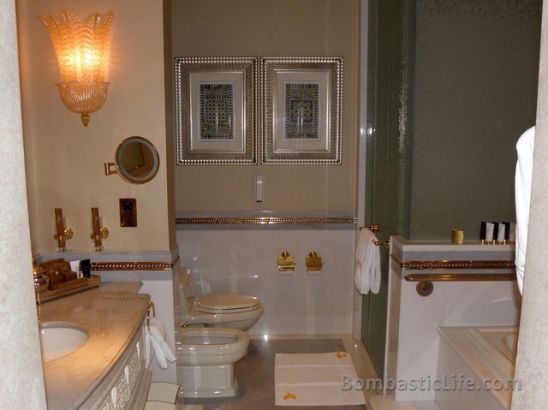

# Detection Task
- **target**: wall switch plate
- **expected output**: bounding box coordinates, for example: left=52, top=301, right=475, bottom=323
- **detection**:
left=119, top=198, right=137, bottom=227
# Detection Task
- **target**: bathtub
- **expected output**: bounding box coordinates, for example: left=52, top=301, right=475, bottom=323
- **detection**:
left=436, top=326, right=519, bottom=410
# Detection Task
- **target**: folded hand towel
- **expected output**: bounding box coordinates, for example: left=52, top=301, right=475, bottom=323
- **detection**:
left=145, top=317, right=176, bottom=370
left=515, top=126, right=535, bottom=294
left=355, top=228, right=381, bottom=295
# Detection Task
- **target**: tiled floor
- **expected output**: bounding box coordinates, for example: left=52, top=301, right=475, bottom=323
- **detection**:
left=183, top=338, right=368, bottom=410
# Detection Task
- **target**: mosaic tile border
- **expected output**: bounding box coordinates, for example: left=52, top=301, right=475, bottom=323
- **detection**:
left=400, top=260, right=515, bottom=270
left=91, top=262, right=174, bottom=271
left=175, top=216, right=357, bottom=225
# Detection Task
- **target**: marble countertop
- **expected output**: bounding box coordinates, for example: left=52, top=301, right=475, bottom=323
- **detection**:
left=38, top=282, right=150, bottom=409
left=391, top=236, right=515, bottom=262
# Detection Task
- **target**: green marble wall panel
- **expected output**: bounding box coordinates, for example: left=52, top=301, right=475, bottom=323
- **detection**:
left=362, top=0, right=416, bottom=377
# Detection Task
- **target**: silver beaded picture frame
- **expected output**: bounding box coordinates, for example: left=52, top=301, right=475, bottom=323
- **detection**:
left=174, top=57, right=258, bottom=165
left=260, top=56, right=343, bottom=165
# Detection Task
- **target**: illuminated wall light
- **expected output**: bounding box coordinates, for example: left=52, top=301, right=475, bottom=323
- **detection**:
left=41, top=11, right=113, bottom=127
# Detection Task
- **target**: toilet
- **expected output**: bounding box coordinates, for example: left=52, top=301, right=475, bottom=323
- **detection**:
left=176, top=327, right=249, bottom=398
left=186, top=292, right=263, bottom=329
left=176, top=268, right=263, bottom=330
left=175, top=268, right=263, bottom=398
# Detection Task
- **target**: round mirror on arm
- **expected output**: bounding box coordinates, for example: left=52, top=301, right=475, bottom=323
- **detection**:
left=105, top=136, right=160, bottom=184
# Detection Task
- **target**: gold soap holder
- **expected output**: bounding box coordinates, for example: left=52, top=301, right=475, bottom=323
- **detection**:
left=305, top=251, right=323, bottom=272
left=278, top=251, right=295, bottom=272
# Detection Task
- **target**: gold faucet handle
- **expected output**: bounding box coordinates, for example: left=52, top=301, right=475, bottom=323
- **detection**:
left=53, top=227, right=73, bottom=241
left=277, top=250, right=295, bottom=272
left=305, top=251, right=323, bottom=272
left=90, top=226, right=109, bottom=240
left=64, top=226, right=74, bottom=240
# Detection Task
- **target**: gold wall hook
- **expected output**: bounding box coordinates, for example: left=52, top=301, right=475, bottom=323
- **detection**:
left=278, top=250, right=295, bottom=272
left=305, top=251, right=323, bottom=272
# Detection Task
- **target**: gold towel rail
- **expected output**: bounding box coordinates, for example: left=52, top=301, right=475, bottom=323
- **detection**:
left=374, top=240, right=391, bottom=248
left=404, top=273, right=515, bottom=282
left=359, top=224, right=391, bottom=248
left=147, top=301, right=156, bottom=331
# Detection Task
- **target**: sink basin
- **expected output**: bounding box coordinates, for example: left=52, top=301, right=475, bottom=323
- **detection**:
left=40, top=322, right=88, bottom=362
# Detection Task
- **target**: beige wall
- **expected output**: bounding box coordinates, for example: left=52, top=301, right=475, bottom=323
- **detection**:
left=172, top=0, right=360, bottom=212
left=18, top=0, right=173, bottom=253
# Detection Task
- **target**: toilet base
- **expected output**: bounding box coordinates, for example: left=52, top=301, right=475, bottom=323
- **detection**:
left=178, top=364, right=239, bottom=398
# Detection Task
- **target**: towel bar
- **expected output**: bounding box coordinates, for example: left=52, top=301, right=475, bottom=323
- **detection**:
left=404, top=273, right=515, bottom=282
left=374, top=240, right=391, bottom=248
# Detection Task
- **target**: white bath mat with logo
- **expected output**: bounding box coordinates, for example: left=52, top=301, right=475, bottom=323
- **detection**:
left=274, top=352, right=365, bottom=406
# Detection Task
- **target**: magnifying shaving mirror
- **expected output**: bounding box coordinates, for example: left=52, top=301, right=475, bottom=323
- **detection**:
left=104, top=136, right=160, bottom=184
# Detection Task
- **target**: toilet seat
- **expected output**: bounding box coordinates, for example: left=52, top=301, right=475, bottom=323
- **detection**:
left=197, top=293, right=260, bottom=314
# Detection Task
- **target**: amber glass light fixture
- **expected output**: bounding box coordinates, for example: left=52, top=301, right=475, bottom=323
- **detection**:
left=41, top=11, right=113, bottom=127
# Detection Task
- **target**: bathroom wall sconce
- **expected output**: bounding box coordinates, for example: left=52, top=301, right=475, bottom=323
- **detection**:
left=90, top=207, right=109, bottom=251
left=53, top=208, right=73, bottom=251
left=305, top=251, right=323, bottom=272
left=41, top=11, right=114, bottom=127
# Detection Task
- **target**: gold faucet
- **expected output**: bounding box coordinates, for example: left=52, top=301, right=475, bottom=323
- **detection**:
left=53, top=208, right=73, bottom=251
left=90, top=207, right=109, bottom=251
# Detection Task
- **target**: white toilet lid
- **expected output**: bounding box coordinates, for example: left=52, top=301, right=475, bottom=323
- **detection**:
left=197, top=293, right=260, bottom=314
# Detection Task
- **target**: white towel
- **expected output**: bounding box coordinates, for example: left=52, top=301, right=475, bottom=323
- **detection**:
left=515, top=126, right=535, bottom=294
left=354, top=228, right=381, bottom=294
left=145, top=318, right=176, bottom=370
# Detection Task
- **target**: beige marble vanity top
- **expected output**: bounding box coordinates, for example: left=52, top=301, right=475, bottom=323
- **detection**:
left=38, top=282, right=150, bottom=409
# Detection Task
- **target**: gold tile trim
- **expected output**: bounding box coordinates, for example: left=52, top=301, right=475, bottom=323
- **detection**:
left=175, top=216, right=357, bottom=225
left=404, top=273, right=516, bottom=282
left=91, top=262, right=173, bottom=271
left=400, top=260, right=515, bottom=270
left=98, top=293, right=150, bottom=300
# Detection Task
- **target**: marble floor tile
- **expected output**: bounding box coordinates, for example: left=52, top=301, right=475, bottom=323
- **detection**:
left=183, top=338, right=368, bottom=410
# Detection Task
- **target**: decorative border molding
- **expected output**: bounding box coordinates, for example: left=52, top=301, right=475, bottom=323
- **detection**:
left=175, top=216, right=357, bottom=225
left=98, top=294, right=151, bottom=300
left=91, top=262, right=174, bottom=271
left=400, top=260, right=515, bottom=270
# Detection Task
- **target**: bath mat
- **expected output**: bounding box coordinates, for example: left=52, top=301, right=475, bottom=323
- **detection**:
left=274, top=352, right=365, bottom=407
